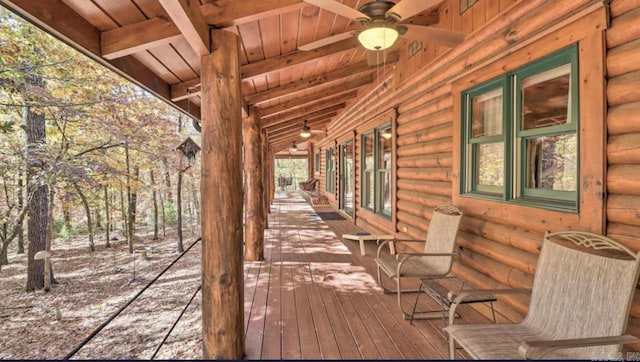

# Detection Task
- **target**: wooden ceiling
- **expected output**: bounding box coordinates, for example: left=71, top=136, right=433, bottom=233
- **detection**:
left=1, top=0, right=443, bottom=152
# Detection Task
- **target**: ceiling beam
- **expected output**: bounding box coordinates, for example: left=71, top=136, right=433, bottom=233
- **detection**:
left=267, top=116, right=331, bottom=137
left=158, top=0, right=210, bottom=56
left=261, top=103, right=345, bottom=128
left=101, top=17, right=183, bottom=60
left=261, top=89, right=358, bottom=118
left=261, top=96, right=348, bottom=125
left=171, top=78, right=201, bottom=101
left=245, top=57, right=384, bottom=105
left=201, top=0, right=305, bottom=28
left=241, top=37, right=360, bottom=79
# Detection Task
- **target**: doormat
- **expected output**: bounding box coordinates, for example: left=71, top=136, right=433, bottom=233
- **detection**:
left=310, top=212, right=345, bottom=221
left=311, top=196, right=329, bottom=206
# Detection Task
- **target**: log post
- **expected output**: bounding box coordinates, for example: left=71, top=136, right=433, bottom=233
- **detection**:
left=243, top=107, right=265, bottom=261
left=200, top=29, right=244, bottom=359
left=261, top=130, right=271, bottom=224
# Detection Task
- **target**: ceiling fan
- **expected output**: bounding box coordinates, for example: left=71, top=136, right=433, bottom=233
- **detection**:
left=298, top=0, right=465, bottom=53
left=300, top=120, right=326, bottom=138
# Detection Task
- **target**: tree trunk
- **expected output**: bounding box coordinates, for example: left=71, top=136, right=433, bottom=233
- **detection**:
left=1, top=223, right=8, bottom=266
left=73, top=182, right=94, bottom=252
left=94, top=207, right=102, bottom=230
left=125, top=144, right=133, bottom=254
left=17, top=169, right=24, bottom=254
left=160, top=193, right=166, bottom=237
left=176, top=169, right=184, bottom=252
left=46, top=188, right=57, bottom=283
left=120, top=186, right=127, bottom=238
left=163, top=157, right=173, bottom=203
left=190, top=174, right=200, bottom=226
left=25, top=72, right=48, bottom=292
left=104, top=185, right=111, bottom=248
left=150, top=170, right=159, bottom=240
left=62, top=201, right=72, bottom=245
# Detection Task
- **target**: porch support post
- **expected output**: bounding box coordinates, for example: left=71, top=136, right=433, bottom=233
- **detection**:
left=200, top=29, right=244, bottom=359
left=261, top=130, right=271, bottom=222
left=243, top=106, right=265, bottom=261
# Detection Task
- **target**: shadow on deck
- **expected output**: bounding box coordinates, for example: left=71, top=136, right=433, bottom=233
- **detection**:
left=243, top=192, right=488, bottom=359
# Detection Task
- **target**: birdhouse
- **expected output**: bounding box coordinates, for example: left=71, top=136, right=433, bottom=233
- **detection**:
left=176, top=137, right=201, bottom=165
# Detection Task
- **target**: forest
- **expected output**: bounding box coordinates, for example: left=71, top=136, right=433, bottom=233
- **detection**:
left=0, top=7, right=203, bottom=358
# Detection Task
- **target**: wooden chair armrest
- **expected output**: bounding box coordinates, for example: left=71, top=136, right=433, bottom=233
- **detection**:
left=519, top=335, right=640, bottom=359
left=397, top=252, right=459, bottom=261
left=449, top=288, right=531, bottom=305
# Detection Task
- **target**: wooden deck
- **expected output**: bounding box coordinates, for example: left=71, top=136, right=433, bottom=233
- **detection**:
left=243, top=192, right=490, bottom=359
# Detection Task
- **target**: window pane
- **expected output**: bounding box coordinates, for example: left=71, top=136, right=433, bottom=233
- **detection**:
left=525, top=133, right=577, bottom=191
left=364, top=170, right=374, bottom=209
left=471, top=88, right=502, bottom=138
left=364, top=133, right=374, bottom=169
left=474, top=142, right=504, bottom=187
left=378, top=132, right=392, bottom=171
left=522, top=63, right=571, bottom=130
left=381, top=170, right=391, bottom=214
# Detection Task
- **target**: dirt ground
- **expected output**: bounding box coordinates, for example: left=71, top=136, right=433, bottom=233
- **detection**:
left=0, top=229, right=203, bottom=359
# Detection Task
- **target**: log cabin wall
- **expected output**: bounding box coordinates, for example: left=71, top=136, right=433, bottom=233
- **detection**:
left=317, top=0, right=640, bottom=334
left=606, top=0, right=640, bottom=342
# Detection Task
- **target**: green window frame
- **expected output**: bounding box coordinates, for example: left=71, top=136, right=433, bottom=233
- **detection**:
left=461, top=45, right=579, bottom=211
left=315, top=152, right=321, bottom=173
left=361, top=123, right=392, bottom=217
left=326, top=148, right=335, bottom=193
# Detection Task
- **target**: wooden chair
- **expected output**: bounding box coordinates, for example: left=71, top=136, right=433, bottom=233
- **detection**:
left=445, top=231, right=640, bottom=360
left=374, top=204, right=463, bottom=320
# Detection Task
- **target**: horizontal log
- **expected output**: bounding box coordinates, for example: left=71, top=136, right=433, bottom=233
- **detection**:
left=457, top=231, right=538, bottom=275
left=355, top=209, right=393, bottom=233
left=397, top=199, right=435, bottom=220
left=397, top=167, right=452, bottom=182
left=396, top=190, right=451, bottom=208
left=608, top=101, right=640, bottom=135
left=451, top=263, right=528, bottom=319
left=625, top=317, right=640, bottom=351
left=607, top=7, right=640, bottom=48
left=397, top=123, right=453, bottom=147
left=607, top=38, right=640, bottom=77
left=396, top=210, right=431, bottom=234
left=633, top=289, right=640, bottom=319
left=607, top=194, right=640, bottom=227
left=397, top=153, right=452, bottom=168
left=610, top=0, right=640, bottom=17
left=608, top=133, right=640, bottom=164
left=397, top=137, right=452, bottom=157
left=607, top=222, right=640, bottom=251
left=607, top=70, right=640, bottom=106
left=397, top=179, right=451, bottom=196
left=398, top=94, right=453, bottom=121
left=397, top=108, right=452, bottom=136
left=459, top=250, right=534, bottom=289
left=608, top=164, right=640, bottom=195
left=461, top=216, right=543, bottom=255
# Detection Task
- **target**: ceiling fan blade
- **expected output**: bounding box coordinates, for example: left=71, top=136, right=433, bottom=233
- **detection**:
left=386, top=0, right=442, bottom=21
left=402, top=24, right=465, bottom=47
left=298, top=31, right=356, bottom=51
left=303, top=0, right=370, bottom=21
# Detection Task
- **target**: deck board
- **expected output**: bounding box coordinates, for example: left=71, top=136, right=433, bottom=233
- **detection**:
left=243, top=192, right=486, bottom=359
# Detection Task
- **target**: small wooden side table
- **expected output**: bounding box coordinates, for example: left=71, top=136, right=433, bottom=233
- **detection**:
left=342, top=232, right=395, bottom=256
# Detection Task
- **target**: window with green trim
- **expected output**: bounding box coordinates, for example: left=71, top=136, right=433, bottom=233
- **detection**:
left=326, top=148, right=335, bottom=193
left=315, top=153, right=320, bottom=173
left=361, top=123, right=392, bottom=216
left=461, top=45, right=578, bottom=211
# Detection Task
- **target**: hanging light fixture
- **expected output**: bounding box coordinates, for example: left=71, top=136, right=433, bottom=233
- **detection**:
left=290, top=140, right=298, bottom=152
left=300, top=120, right=311, bottom=138
left=358, top=26, right=399, bottom=51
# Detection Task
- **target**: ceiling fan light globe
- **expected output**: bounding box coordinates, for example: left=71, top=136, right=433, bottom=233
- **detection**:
left=358, top=27, right=399, bottom=51
left=300, top=130, right=311, bottom=138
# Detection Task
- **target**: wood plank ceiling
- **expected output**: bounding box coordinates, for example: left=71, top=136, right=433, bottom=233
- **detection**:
left=2, top=0, right=440, bottom=152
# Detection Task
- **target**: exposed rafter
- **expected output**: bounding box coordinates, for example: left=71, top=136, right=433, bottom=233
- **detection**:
left=201, top=0, right=305, bottom=28
left=261, top=103, right=345, bottom=128
left=101, top=17, right=183, bottom=60
left=158, top=0, right=210, bottom=56
left=261, top=90, right=358, bottom=118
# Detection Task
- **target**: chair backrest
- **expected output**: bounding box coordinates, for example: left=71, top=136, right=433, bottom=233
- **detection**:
left=422, top=204, right=463, bottom=275
left=523, top=231, right=640, bottom=358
